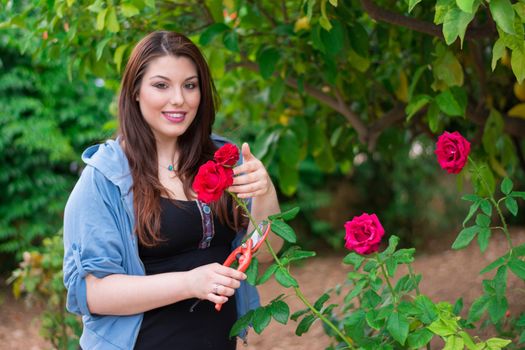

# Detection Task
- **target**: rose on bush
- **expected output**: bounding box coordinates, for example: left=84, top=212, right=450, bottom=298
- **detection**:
left=192, top=160, right=233, bottom=203
left=344, top=213, right=385, bottom=254
left=434, top=131, right=471, bottom=174
left=214, top=143, right=239, bottom=167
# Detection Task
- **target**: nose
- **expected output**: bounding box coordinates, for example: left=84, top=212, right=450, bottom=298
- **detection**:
left=169, top=87, right=184, bottom=106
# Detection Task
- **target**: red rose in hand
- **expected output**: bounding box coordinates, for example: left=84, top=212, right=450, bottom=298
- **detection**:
left=214, top=143, right=240, bottom=167
left=344, top=213, right=385, bottom=255
left=192, top=161, right=234, bottom=203
left=435, top=131, right=471, bottom=174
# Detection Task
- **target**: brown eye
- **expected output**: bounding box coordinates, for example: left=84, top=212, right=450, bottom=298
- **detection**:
left=153, top=82, right=168, bottom=89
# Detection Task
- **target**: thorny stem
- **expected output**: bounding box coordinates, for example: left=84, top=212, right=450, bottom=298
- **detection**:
left=467, top=157, right=514, bottom=252
left=229, top=192, right=355, bottom=348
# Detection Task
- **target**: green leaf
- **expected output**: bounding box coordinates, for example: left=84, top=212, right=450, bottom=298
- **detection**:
left=252, top=306, right=271, bottom=334
left=477, top=227, right=491, bottom=253
left=512, top=191, right=525, bottom=199
left=435, top=87, right=466, bottom=116
left=199, top=23, right=230, bottom=45
left=257, top=263, right=278, bottom=285
left=406, top=94, right=432, bottom=121
left=463, top=201, right=480, bottom=226
left=275, top=267, right=298, bottom=288
left=257, top=47, right=280, bottom=79
left=269, top=77, right=285, bottom=104
left=486, top=338, right=512, bottom=348
left=366, top=309, right=384, bottom=330
left=229, top=309, right=254, bottom=337
left=384, top=235, right=400, bottom=255
left=223, top=30, right=239, bottom=52
left=480, top=255, right=506, bottom=274
left=488, top=296, right=508, bottom=323
left=501, top=177, right=513, bottom=195
left=96, top=8, right=107, bottom=31
left=505, top=197, right=518, bottom=216
left=314, top=293, right=330, bottom=310
left=95, top=37, right=111, bottom=61
left=415, top=295, right=439, bottom=324
left=456, top=0, right=476, bottom=13
left=319, top=20, right=344, bottom=56
left=245, top=257, right=258, bottom=285
left=114, top=44, right=129, bottom=72
left=270, top=300, right=289, bottom=325
left=511, top=48, right=525, bottom=84
left=492, top=39, right=506, bottom=70
left=283, top=249, right=316, bottom=263
left=408, top=0, right=423, bottom=12
left=459, top=331, right=477, bottom=350
left=443, top=335, right=464, bottom=350
left=106, top=6, right=120, bottom=33
left=271, top=220, right=297, bottom=243
left=278, top=129, right=300, bottom=166
left=453, top=297, right=464, bottom=315
left=480, top=199, right=493, bottom=217
left=508, top=257, right=525, bottom=279
left=452, top=226, right=478, bottom=249
left=278, top=160, right=299, bottom=196
left=290, top=308, right=309, bottom=321
left=387, top=311, right=409, bottom=345
left=468, top=295, right=489, bottom=323
left=407, top=328, right=434, bottom=349
left=428, top=319, right=456, bottom=337
left=120, top=3, right=139, bottom=17
left=296, top=314, right=316, bottom=336
left=490, top=0, right=516, bottom=34
left=442, top=7, right=475, bottom=46
left=475, top=214, right=491, bottom=227
left=269, top=207, right=300, bottom=221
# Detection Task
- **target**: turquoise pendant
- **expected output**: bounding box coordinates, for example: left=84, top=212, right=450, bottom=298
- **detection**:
left=168, top=165, right=174, bottom=171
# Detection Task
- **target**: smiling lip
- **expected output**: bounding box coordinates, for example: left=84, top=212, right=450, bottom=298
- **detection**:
left=162, top=111, right=186, bottom=123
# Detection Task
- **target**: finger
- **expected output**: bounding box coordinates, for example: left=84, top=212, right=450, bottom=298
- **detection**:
left=207, top=293, right=228, bottom=304
left=215, top=284, right=236, bottom=297
left=233, top=161, right=260, bottom=176
left=241, top=142, right=255, bottom=161
left=217, top=276, right=241, bottom=289
left=220, top=266, right=247, bottom=281
left=229, top=183, right=262, bottom=195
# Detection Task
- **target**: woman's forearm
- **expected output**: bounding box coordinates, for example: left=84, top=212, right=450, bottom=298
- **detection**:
left=248, top=181, right=283, bottom=262
left=86, top=271, right=192, bottom=315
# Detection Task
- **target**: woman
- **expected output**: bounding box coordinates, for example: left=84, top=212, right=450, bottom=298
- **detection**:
left=63, top=31, right=281, bottom=350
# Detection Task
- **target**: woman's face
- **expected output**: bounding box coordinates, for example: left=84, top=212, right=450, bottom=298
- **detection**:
left=137, top=55, right=201, bottom=144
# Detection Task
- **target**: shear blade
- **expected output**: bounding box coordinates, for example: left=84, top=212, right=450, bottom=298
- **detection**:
left=249, top=222, right=268, bottom=248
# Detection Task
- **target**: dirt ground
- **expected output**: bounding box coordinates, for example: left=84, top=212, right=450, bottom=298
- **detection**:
left=1, top=228, right=524, bottom=350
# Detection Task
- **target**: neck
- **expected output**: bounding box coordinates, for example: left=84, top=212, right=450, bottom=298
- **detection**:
left=156, top=137, right=178, bottom=168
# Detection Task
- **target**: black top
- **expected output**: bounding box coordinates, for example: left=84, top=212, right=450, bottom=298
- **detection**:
left=134, top=198, right=237, bottom=350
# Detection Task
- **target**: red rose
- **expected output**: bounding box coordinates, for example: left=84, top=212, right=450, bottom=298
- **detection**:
left=192, top=161, right=234, bottom=203
left=344, top=213, right=385, bottom=255
left=435, top=131, right=471, bottom=174
left=214, top=143, right=239, bottom=167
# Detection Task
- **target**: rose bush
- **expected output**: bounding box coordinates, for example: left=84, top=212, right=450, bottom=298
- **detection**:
left=193, top=136, right=525, bottom=349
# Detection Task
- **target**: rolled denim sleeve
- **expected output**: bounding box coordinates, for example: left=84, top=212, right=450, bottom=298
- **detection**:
left=63, top=166, right=127, bottom=316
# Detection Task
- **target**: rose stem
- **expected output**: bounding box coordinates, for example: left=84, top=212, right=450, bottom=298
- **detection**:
left=228, top=192, right=355, bottom=349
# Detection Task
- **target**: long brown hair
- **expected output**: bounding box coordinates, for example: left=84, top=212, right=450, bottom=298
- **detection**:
left=118, top=31, right=245, bottom=247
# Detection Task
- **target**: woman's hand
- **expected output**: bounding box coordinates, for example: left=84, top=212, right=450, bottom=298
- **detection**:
left=187, top=263, right=247, bottom=305
left=228, top=143, right=272, bottom=199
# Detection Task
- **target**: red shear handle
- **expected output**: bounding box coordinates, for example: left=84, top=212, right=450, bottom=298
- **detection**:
left=215, top=240, right=253, bottom=311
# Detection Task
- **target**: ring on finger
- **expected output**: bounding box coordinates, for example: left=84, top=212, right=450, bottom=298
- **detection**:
left=213, top=283, right=220, bottom=295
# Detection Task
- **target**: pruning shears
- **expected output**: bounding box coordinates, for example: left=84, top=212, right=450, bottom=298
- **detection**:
left=215, top=221, right=271, bottom=311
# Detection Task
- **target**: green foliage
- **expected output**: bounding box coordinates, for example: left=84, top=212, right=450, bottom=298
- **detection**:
left=0, top=37, right=113, bottom=269
left=8, top=230, right=81, bottom=349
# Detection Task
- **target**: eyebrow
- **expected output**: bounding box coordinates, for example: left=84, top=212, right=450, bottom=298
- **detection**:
left=149, top=75, right=198, bottom=81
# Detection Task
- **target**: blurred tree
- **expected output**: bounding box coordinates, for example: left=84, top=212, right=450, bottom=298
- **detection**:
left=2, top=0, right=524, bottom=197
left=0, top=36, right=114, bottom=270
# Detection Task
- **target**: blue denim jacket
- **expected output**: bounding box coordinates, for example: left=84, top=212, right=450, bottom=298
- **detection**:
left=63, top=135, right=260, bottom=349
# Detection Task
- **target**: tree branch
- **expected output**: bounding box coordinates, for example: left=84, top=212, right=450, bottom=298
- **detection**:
left=228, top=61, right=370, bottom=144
left=359, top=0, right=495, bottom=40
